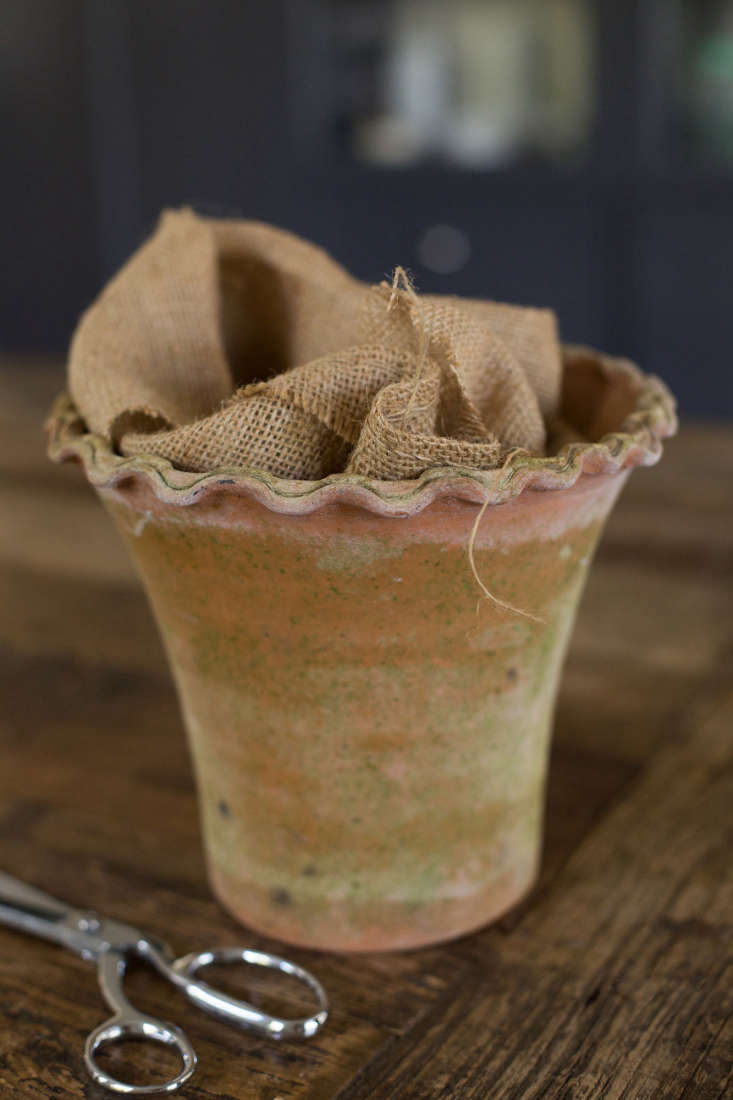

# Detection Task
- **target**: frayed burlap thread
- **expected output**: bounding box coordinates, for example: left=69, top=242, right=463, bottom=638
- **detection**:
left=69, top=208, right=562, bottom=482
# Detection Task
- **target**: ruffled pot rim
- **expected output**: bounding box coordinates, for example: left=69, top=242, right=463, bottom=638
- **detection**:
left=46, top=350, right=677, bottom=518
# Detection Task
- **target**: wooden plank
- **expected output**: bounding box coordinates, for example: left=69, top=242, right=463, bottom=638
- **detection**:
left=336, top=683, right=733, bottom=1100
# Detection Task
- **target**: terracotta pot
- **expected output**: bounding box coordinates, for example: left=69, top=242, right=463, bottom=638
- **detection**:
left=47, top=348, right=676, bottom=952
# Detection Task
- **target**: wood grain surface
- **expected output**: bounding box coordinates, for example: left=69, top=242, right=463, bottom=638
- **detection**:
left=0, top=362, right=730, bottom=1099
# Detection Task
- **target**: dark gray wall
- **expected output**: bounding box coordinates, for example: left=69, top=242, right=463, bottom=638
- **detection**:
left=2, top=0, right=732, bottom=417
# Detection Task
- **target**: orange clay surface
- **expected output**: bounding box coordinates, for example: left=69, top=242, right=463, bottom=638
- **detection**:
left=102, top=470, right=626, bottom=951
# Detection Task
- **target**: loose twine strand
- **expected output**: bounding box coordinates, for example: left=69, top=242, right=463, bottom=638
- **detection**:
left=386, top=266, right=430, bottom=426
left=467, top=485, right=545, bottom=625
left=386, top=268, right=543, bottom=625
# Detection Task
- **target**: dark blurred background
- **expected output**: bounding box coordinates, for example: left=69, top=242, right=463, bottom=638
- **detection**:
left=2, top=0, right=733, bottom=416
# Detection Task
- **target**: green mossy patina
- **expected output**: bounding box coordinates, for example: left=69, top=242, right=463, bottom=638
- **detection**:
left=101, top=474, right=618, bottom=952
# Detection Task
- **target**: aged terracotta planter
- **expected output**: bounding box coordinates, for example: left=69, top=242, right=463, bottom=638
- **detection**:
left=47, top=348, right=675, bottom=952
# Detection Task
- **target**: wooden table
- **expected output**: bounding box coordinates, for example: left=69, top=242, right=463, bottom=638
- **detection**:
left=0, top=363, right=731, bottom=1099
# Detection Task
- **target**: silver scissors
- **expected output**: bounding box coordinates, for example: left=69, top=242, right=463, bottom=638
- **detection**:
left=0, top=870, right=328, bottom=1095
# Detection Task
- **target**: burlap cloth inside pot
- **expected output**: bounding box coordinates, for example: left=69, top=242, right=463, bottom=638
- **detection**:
left=69, top=208, right=565, bottom=481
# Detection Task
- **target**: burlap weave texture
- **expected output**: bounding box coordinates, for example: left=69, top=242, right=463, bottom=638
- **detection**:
left=69, top=209, right=562, bottom=481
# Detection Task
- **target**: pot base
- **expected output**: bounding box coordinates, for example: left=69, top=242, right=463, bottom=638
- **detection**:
left=208, top=861, right=538, bottom=953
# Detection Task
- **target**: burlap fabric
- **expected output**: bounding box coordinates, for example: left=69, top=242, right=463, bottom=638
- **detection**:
left=69, top=209, right=562, bottom=481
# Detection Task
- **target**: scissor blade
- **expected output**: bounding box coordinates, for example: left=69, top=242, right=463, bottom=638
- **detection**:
left=0, top=870, right=74, bottom=940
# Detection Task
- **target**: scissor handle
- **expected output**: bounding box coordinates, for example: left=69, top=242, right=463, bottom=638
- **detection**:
left=165, top=945, right=329, bottom=1040
left=86, top=941, right=328, bottom=1093
left=84, top=1011, right=197, bottom=1096
left=87, top=949, right=197, bottom=1095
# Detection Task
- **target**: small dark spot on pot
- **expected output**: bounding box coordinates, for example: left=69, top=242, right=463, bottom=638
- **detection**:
left=218, top=800, right=231, bottom=819
left=270, top=887, right=292, bottom=906
left=506, top=667, right=518, bottom=682
left=218, top=478, right=236, bottom=485
left=302, top=864, right=318, bottom=877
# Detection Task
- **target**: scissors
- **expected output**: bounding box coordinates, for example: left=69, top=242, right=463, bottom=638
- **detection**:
left=0, top=870, right=328, bottom=1095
